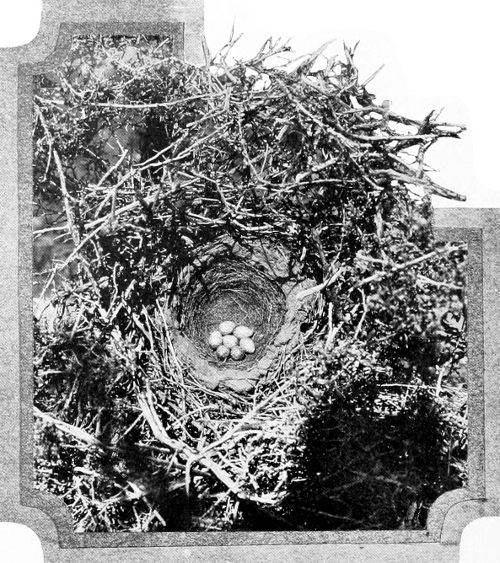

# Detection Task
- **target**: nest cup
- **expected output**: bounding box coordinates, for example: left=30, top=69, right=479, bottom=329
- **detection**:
left=182, top=258, right=286, bottom=368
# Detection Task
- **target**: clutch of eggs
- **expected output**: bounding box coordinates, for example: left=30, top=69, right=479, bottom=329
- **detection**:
left=209, top=321, right=256, bottom=361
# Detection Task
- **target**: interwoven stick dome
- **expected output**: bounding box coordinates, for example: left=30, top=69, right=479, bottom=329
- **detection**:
left=32, top=35, right=469, bottom=533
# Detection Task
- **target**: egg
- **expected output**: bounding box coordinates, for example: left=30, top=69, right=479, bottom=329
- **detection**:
left=216, top=345, right=230, bottom=359
left=219, top=320, right=236, bottom=335
left=239, top=337, right=256, bottom=354
left=233, top=325, right=254, bottom=339
left=208, top=330, right=223, bottom=349
left=222, top=334, right=238, bottom=348
left=230, top=346, right=245, bottom=360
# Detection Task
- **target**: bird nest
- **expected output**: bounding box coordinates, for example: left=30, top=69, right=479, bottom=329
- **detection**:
left=168, top=237, right=314, bottom=392
left=182, top=260, right=286, bottom=365
left=32, top=34, right=469, bottom=533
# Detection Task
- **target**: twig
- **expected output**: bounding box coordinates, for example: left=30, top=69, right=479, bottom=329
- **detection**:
left=91, top=93, right=225, bottom=109
left=296, top=266, right=344, bottom=300
left=416, top=274, right=463, bottom=290
left=137, top=387, right=247, bottom=499
left=35, top=407, right=106, bottom=450
left=356, top=243, right=466, bottom=288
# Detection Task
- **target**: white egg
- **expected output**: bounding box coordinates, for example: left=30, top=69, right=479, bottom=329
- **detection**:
left=239, top=337, right=256, bottom=354
left=208, top=330, right=223, bottom=349
left=216, top=345, right=230, bottom=359
left=230, top=346, right=245, bottom=360
left=219, top=320, right=236, bottom=335
left=233, top=325, right=254, bottom=339
left=222, top=334, right=238, bottom=348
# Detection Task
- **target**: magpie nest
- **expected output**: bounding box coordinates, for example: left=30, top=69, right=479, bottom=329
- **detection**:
left=32, top=34, right=468, bottom=535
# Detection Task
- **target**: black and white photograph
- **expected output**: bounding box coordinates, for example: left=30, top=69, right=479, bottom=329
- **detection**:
left=1, top=1, right=500, bottom=562
left=32, top=29, right=469, bottom=533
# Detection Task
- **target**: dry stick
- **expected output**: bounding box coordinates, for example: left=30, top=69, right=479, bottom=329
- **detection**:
left=188, top=171, right=267, bottom=220
left=356, top=253, right=386, bottom=266
left=296, top=266, right=344, bottom=301
left=37, top=108, right=79, bottom=245
left=53, top=152, right=79, bottom=242
left=435, top=362, right=451, bottom=398
left=236, top=103, right=263, bottom=182
left=372, top=169, right=466, bottom=201
left=278, top=83, right=385, bottom=192
left=201, top=34, right=213, bottom=69
left=92, top=149, right=130, bottom=220
left=155, top=302, right=186, bottom=377
left=353, top=289, right=367, bottom=340
left=143, top=306, right=187, bottom=441
left=37, top=107, right=106, bottom=302
left=137, top=389, right=245, bottom=498
left=415, top=138, right=437, bottom=185
left=436, top=333, right=466, bottom=398
left=350, top=132, right=438, bottom=143
left=34, top=94, right=65, bottom=107
left=280, top=81, right=360, bottom=151
left=356, top=243, right=467, bottom=288
left=325, top=303, right=340, bottom=350
left=278, top=78, right=464, bottom=199
left=416, top=274, right=463, bottom=290
left=84, top=193, right=157, bottom=232
left=340, top=104, right=466, bottom=131
left=96, top=148, right=130, bottom=188
left=91, top=92, right=225, bottom=109
left=361, top=64, right=385, bottom=87
left=71, top=110, right=224, bottom=206
left=196, top=378, right=295, bottom=459
left=303, top=244, right=465, bottom=303
left=139, top=379, right=289, bottom=505
left=140, top=123, right=227, bottom=173
left=46, top=223, right=107, bottom=282
left=35, top=407, right=106, bottom=450
left=289, top=156, right=340, bottom=184
left=33, top=224, right=68, bottom=235
left=36, top=407, right=194, bottom=505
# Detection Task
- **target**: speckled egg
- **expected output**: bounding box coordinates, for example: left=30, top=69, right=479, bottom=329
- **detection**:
left=216, top=345, right=230, bottom=360
left=239, top=337, right=256, bottom=354
left=233, top=325, right=254, bottom=339
left=208, top=330, right=223, bottom=349
left=222, top=334, right=238, bottom=348
left=219, top=321, right=236, bottom=335
left=230, top=346, right=245, bottom=361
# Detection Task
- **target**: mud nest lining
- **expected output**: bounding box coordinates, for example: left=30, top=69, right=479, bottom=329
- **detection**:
left=181, top=259, right=287, bottom=368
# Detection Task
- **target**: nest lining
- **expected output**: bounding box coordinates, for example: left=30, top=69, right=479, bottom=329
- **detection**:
left=181, top=258, right=287, bottom=368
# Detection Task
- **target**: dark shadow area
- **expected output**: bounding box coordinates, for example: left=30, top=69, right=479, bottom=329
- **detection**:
left=236, top=373, right=467, bottom=531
